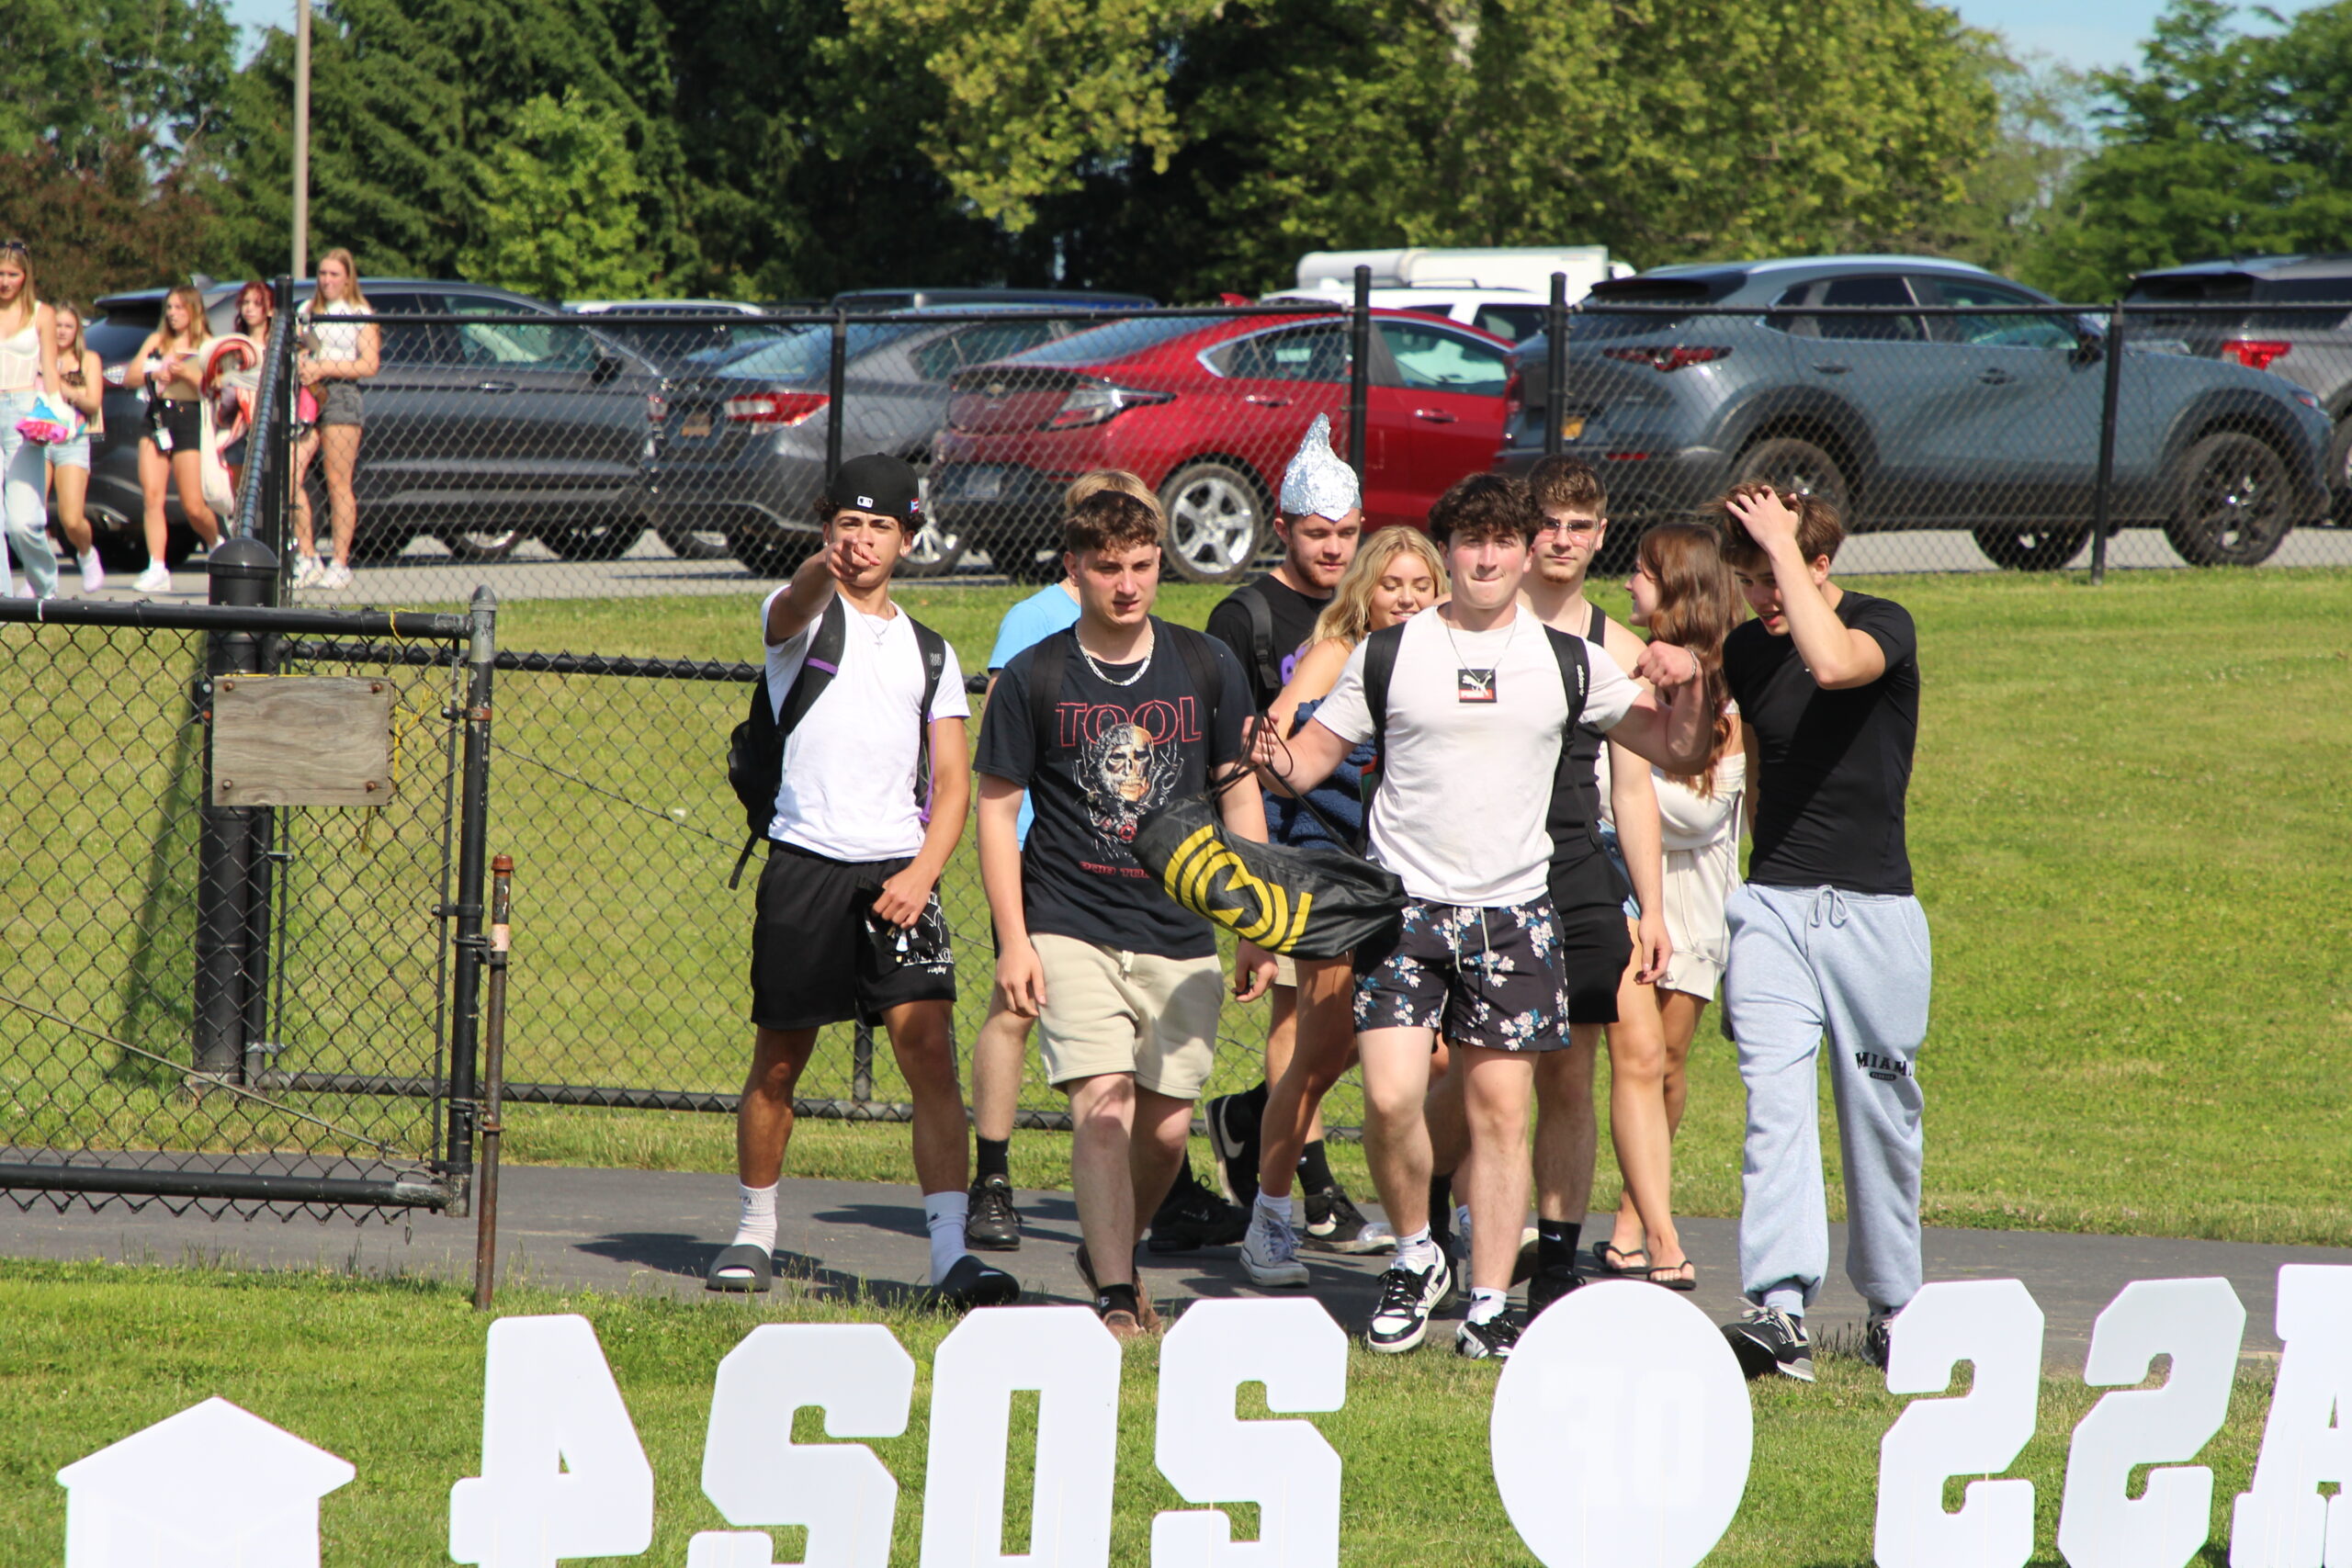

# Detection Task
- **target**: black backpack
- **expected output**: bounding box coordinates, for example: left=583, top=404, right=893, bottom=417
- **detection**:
left=727, top=595, right=948, bottom=888
left=1221, top=581, right=1283, bottom=704
left=1357, top=617, right=1590, bottom=804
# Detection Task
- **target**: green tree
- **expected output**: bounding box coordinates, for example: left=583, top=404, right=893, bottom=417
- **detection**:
left=459, top=90, right=652, bottom=299
left=2028, top=0, right=2352, bottom=299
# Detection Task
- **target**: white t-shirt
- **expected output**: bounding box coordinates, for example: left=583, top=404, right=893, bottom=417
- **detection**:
left=1313, top=605, right=1639, bottom=906
left=761, top=586, right=970, bottom=862
left=300, top=299, right=374, bottom=363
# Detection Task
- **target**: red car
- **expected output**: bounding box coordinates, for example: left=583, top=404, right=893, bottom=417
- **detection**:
left=930, top=309, right=1520, bottom=582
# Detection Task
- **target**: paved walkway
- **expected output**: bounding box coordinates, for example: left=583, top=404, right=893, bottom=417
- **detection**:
left=5, top=1165, right=2340, bottom=1367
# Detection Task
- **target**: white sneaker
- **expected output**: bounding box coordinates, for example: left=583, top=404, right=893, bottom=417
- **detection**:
left=291, top=556, right=326, bottom=589
left=130, top=563, right=174, bottom=593
left=77, top=551, right=104, bottom=592
left=1241, top=1204, right=1309, bottom=1288
left=319, top=561, right=354, bottom=591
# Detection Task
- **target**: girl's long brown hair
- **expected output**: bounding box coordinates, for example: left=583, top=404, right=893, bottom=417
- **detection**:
left=164, top=284, right=212, bottom=348
left=1638, top=522, right=1742, bottom=794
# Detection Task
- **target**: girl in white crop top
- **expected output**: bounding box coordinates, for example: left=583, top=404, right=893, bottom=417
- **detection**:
left=0, top=239, right=64, bottom=598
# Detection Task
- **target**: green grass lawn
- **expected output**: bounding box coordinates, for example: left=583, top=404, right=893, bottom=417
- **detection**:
left=4, top=570, right=2347, bottom=1244
left=0, top=1259, right=2282, bottom=1568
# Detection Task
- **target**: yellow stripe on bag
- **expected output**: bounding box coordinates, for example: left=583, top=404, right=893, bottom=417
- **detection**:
left=1159, top=824, right=1321, bottom=953
left=1161, top=825, right=1220, bottom=907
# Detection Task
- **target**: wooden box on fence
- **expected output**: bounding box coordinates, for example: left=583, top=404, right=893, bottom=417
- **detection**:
left=210, top=675, right=395, bottom=807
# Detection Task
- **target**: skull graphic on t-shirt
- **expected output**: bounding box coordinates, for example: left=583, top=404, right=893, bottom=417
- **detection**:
left=1081, top=717, right=1177, bottom=845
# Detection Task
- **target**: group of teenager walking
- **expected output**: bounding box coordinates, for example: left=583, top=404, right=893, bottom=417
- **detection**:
left=0, top=240, right=379, bottom=598
left=713, top=419, right=1930, bottom=1382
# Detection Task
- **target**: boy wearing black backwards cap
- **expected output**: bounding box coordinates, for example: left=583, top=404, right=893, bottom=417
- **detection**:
left=707, top=453, right=1018, bottom=1312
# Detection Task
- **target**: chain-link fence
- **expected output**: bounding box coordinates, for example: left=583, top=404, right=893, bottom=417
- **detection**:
left=173, top=289, right=2344, bottom=608
left=0, top=594, right=497, bottom=1220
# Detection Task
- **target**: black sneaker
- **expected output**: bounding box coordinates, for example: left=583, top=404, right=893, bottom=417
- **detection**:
left=1365, top=1256, right=1452, bottom=1355
left=966, top=1175, right=1022, bottom=1252
left=1863, top=1309, right=1895, bottom=1371
left=1146, top=1163, right=1250, bottom=1253
left=1526, top=1265, right=1581, bottom=1319
left=1724, top=1305, right=1815, bottom=1382
left=1205, top=1091, right=1262, bottom=1207
left=1455, top=1312, right=1522, bottom=1359
left=1302, top=1180, right=1396, bottom=1255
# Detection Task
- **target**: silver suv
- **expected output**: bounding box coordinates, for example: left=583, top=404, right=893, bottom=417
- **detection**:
left=1498, top=256, right=2332, bottom=568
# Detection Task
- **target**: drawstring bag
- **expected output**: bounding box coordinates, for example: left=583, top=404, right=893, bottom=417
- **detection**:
left=1130, top=760, right=1405, bottom=959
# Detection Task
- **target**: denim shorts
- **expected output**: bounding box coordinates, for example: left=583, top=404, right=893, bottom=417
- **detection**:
left=46, top=434, right=89, bottom=470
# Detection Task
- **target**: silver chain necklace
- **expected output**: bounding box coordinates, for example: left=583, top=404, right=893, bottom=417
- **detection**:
left=1079, top=628, right=1154, bottom=687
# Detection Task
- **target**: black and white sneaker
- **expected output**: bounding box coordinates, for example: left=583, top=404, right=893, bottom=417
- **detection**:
left=1146, top=1163, right=1250, bottom=1253
left=1724, top=1305, right=1815, bottom=1382
left=1863, top=1308, right=1896, bottom=1371
left=1205, top=1089, right=1263, bottom=1207
left=965, top=1174, right=1022, bottom=1252
left=1456, top=1312, right=1522, bottom=1360
left=1302, top=1180, right=1395, bottom=1254
left=1526, top=1264, right=1581, bottom=1319
left=1365, top=1256, right=1452, bottom=1355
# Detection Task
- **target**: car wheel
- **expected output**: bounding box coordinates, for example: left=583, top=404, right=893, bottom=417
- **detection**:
left=1972, top=525, right=2087, bottom=571
left=730, top=532, right=820, bottom=580
left=538, top=521, right=648, bottom=561
left=2326, top=414, right=2352, bottom=524
left=654, top=525, right=735, bottom=561
left=893, top=463, right=967, bottom=579
left=163, top=530, right=198, bottom=570
left=93, top=533, right=150, bottom=573
left=1159, top=461, right=1265, bottom=585
left=1733, top=436, right=1851, bottom=521
left=2163, top=432, right=2294, bottom=567
left=445, top=526, right=525, bottom=561
left=348, top=529, right=418, bottom=565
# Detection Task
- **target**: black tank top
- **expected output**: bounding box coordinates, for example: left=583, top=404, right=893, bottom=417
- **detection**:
left=1546, top=603, right=1633, bottom=911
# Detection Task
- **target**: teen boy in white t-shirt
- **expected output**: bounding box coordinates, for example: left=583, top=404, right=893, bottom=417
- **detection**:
left=707, top=454, right=1017, bottom=1313
left=1253, top=474, right=1712, bottom=1358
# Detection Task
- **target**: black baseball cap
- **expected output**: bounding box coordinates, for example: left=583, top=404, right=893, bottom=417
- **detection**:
left=826, top=453, right=922, bottom=525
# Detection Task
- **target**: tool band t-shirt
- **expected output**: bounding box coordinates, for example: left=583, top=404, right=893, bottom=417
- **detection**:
left=1311, top=606, right=1639, bottom=908
left=1205, top=573, right=1329, bottom=712
left=1722, top=589, right=1919, bottom=895
left=977, top=622, right=1254, bottom=959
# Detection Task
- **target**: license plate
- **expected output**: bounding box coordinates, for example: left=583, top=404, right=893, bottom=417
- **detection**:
left=1560, top=415, right=1586, bottom=441
left=682, top=413, right=711, bottom=437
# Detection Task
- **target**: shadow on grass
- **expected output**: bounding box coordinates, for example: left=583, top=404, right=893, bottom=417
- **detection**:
left=112, top=656, right=205, bottom=1090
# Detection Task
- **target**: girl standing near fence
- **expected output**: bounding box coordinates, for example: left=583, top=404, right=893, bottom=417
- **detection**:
left=1596, top=522, right=1746, bottom=1284
left=0, top=239, right=65, bottom=599
left=218, top=281, right=274, bottom=498
left=45, top=301, right=105, bottom=593
left=289, top=250, right=378, bottom=592
left=129, top=284, right=221, bottom=594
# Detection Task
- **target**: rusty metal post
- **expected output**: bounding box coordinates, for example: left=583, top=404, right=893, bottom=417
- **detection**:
left=473, top=854, right=513, bottom=1310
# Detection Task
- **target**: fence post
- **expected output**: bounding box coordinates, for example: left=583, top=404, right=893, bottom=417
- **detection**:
left=473, top=854, right=513, bottom=1310
left=824, top=308, right=848, bottom=483
left=1347, top=265, right=1372, bottom=479
left=442, top=587, right=498, bottom=1212
left=1544, top=272, right=1569, bottom=458
left=2088, top=303, right=2125, bottom=585
left=192, top=538, right=279, bottom=1082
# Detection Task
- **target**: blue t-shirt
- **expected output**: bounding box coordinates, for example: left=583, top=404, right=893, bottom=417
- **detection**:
left=988, top=583, right=1082, bottom=844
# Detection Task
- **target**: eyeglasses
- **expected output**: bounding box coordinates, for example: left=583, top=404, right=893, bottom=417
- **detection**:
left=0, top=239, right=28, bottom=256
left=1541, top=520, right=1604, bottom=538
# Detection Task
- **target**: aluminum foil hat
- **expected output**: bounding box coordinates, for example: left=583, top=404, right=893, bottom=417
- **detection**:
left=1279, top=414, right=1360, bottom=520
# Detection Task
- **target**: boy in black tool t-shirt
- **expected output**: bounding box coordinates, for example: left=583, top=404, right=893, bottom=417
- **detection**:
left=1200, top=415, right=1385, bottom=1255
left=976, top=490, right=1272, bottom=1341
left=1693, top=482, right=1930, bottom=1383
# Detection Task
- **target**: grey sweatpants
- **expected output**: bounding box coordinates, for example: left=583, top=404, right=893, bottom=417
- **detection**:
left=1723, top=882, right=1931, bottom=1315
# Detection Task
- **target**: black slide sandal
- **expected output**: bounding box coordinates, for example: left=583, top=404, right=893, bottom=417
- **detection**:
left=706, top=1242, right=774, bottom=1292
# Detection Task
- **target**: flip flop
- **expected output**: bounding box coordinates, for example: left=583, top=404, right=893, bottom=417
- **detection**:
left=706, top=1242, right=774, bottom=1293
left=1645, top=1258, right=1698, bottom=1292
left=1593, top=1240, right=1648, bottom=1277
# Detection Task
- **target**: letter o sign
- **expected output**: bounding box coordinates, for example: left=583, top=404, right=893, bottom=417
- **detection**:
left=1491, top=1281, right=1753, bottom=1568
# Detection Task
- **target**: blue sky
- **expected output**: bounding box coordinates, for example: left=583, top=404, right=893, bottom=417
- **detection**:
left=220, top=0, right=2324, bottom=73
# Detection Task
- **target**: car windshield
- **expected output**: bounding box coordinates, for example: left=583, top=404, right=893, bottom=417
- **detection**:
left=990, top=313, right=1238, bottom=368
left=711, top=321, right=926, bottom=380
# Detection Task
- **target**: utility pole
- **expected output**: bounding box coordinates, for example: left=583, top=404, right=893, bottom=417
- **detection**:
left=291, top=0, right=311, bottom=279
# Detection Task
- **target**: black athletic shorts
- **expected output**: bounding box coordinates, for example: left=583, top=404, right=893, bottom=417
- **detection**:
left=1549, top=897, right=1631, bottom=1026
left=750, top=841, right=956, bottom=1031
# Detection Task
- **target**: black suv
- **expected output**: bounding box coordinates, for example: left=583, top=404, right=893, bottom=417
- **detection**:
left=2125, top=255, right=2352, bottom=517
left=84, top=280, right=665, bottom=568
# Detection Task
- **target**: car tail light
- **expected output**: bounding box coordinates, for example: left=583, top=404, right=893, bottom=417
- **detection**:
left=1046, top=380, right=1172, bottom=429
left=2222, top=340, right=2290, bottom=371
left=725, top=390, right=830, bottom=425
left=646, top=390, right=667, bottom=424
left=1600, top=345, right=1732, bottom=372
left=1501, top=369, right=1524, bottom=426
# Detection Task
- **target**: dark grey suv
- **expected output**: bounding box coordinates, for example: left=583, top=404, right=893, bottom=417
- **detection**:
left=1498, top=256, right=2332, bottom=569
left=2125, top=255, right=2352, bottom=518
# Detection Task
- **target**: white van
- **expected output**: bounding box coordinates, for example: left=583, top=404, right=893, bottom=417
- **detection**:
left=1272, top=247, right=1637, bottom=344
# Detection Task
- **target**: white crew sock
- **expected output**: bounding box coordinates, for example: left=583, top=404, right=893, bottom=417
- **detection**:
left=1255, top=1191, right=1294, bottom=1224
left=1467, top=1287, right=1508, bottom=1325
left=1395, top=1225, right=1440, bottom=1274
left=924, top=1190, right=971, bottom=1285
left=732, top=1181, right=778, bottom=1253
